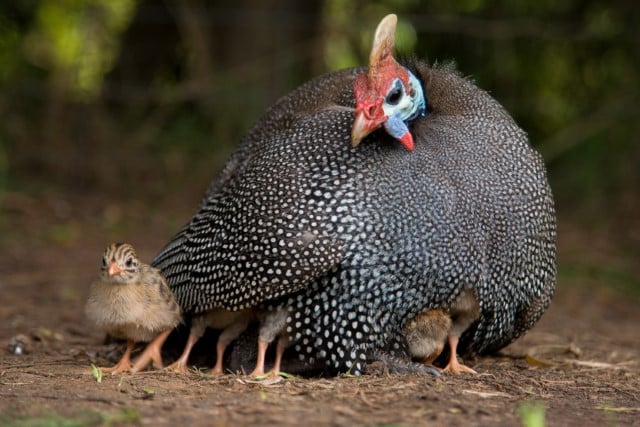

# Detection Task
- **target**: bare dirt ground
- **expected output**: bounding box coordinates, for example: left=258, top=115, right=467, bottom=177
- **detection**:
left=1, top=191, right=639, bottom=426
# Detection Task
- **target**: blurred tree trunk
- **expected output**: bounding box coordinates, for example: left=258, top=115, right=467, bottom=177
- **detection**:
left=107, top=0, right=324, bottom=107
left=101, top=0, right=325, bottom=190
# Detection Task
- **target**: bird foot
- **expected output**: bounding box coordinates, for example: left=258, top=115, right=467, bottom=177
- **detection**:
left=250, top=366, right=284, bottom=378
left=131, top=350, right=163, bottom=374
left=209, top=364, right=224, bottom=376
left=131, top=330, right=172, bottom=373
left=443, top=357, right=477, bottom=374
left=249, top=368, right=265, bottom=377
left=166, top=360, right=191, bottom=374
left=100, top=359, right=132, bottom=375
left=264, top=369, right=281, bottom=378
left=250, top=370, right=287, bottom=385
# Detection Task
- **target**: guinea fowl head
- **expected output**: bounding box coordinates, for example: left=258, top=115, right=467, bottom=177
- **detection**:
left=101, top=243, right=141, bottom=284
left=352, top=14, right=426, bottom=151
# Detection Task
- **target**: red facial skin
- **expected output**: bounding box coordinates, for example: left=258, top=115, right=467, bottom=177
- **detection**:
left=352, top=55, right=413, bottom=150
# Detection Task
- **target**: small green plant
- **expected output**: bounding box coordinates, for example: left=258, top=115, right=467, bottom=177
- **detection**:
left=90, top=364, right=102, bottom=383
left=518, top=401, right=546, bottom=427
left=142, top=387, right=155, bottom=398
left=102, top=407, right=142, bottom=426
left=277, top=371, right=295, bottom=379
left=0, top=407, right=141, bottom=427
left=191, top=366, right=215, bottom=379
left=253, top=370, right=294, bottom=380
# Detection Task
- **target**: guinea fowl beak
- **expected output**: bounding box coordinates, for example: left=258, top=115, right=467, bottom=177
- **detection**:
left=352, top=110, right=415, bottom=151
left=351, top=111, right=383, bottom=148
left=108, top=261, right=122, bottom=276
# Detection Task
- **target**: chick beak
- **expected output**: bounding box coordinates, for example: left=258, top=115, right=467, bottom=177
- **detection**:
left=351, top=111, right=384, bottom=148
left=108, top=261, right=122, bottom=276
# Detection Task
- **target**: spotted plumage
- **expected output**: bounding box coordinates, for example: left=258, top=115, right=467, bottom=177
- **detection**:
left=153, top=15, right=556, bottom=376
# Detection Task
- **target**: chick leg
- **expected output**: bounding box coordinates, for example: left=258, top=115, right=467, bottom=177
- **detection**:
left=420, top=341, right=445, bottom=366
left=211, top=317, right=251, bottom=375
left=250, top=308, right=288, bottom=377
left=101, top=339, right=134, bottom=374
left=249, top=338, right=270, bottom=377
left=270, top=337, right=288, bottom=376
left=167, top=323, right=206, bottom=374
left=130, top=329, right=172, bottom=373
left=443, top=334, right=477, bottom=374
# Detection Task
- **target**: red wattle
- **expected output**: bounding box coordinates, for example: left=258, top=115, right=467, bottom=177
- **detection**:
left=397, top=132, right=414, bottom=151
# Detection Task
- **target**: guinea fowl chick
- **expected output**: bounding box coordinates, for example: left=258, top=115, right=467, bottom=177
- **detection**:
left=167, top=309, right=253, bottom=375
left=443, top=288, right=481, bottom=374
left=403, top=309, right=452, bottom=366
left=167, top=308, right=286, bottom=377
left=250, top=308, right=289, bottom=377
left=85, top=243, right=182, bottom=374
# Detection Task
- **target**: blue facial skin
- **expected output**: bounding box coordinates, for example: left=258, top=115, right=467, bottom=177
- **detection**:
left=382, top=71, right=427, bottom=142
left=384, top=114, right=410, bottom=140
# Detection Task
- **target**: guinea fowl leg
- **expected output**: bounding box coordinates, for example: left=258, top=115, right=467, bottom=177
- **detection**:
left=442, top=334, right=477, bottom=374
left=101, top=339, right=134, bottom=374
left=131, top=329, right=172, bottom=373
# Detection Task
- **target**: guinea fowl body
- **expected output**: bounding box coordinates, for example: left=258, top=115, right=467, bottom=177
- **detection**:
left=153, top=43, right=556, bottom=375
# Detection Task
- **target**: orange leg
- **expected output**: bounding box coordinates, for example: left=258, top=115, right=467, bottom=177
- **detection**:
left=210, top=337, right=227, bottom=375
left=167, top=329, right=202, bottom=374
left=270, top=338, right=287, bottom=376
left=131, top=329, right=172, bottom=373
left=211, top=318, right=249, bottom=375
left=101, top=339, right=134, bottom=375
left=442, top=335, right=477, bottom=374
left=249, top=338, right=269, bottom=377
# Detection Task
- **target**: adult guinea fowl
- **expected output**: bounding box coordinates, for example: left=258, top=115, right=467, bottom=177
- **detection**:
left=153, top=14, right=556, bottom=376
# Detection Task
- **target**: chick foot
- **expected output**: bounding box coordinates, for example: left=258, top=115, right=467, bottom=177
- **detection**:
left=442, top=335, right=476, bottom=374
left=101, top=340, right=134, bottom=375
left=131, top=330, right=172, bottom=373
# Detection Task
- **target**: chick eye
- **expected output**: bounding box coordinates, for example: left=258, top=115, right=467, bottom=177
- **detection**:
left=102, top=257, right=107, bottom=267
left=385, top=80, right=403, bottom=106
left=125, top=258, right=134, bottom=268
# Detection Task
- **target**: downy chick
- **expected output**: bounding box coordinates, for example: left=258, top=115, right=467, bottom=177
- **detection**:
left=85, top=243, right=182, bottom=374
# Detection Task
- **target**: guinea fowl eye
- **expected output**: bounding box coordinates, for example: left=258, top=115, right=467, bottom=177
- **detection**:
left=102, top=257, right=107, bottom=267
left=385, top=80, right=403, bottom=106
left=125, top=258, right=134, bottom=268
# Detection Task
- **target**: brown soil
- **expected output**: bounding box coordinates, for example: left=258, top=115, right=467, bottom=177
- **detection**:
left=1, top=192, right=639, bottom=426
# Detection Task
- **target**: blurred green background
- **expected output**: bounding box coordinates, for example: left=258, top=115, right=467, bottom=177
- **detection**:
left=0, top=0, right=638, bottom=292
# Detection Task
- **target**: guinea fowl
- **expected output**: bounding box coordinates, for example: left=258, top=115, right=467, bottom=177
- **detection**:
left=86, top=243, right=182, bottom=374
left=403, top=308, right=451, bottom=366
left=441, top=288, right=481, bottom=373
left=404, top=288, right=480, bottom=373
left=153, top=14, right=556, bottom=376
